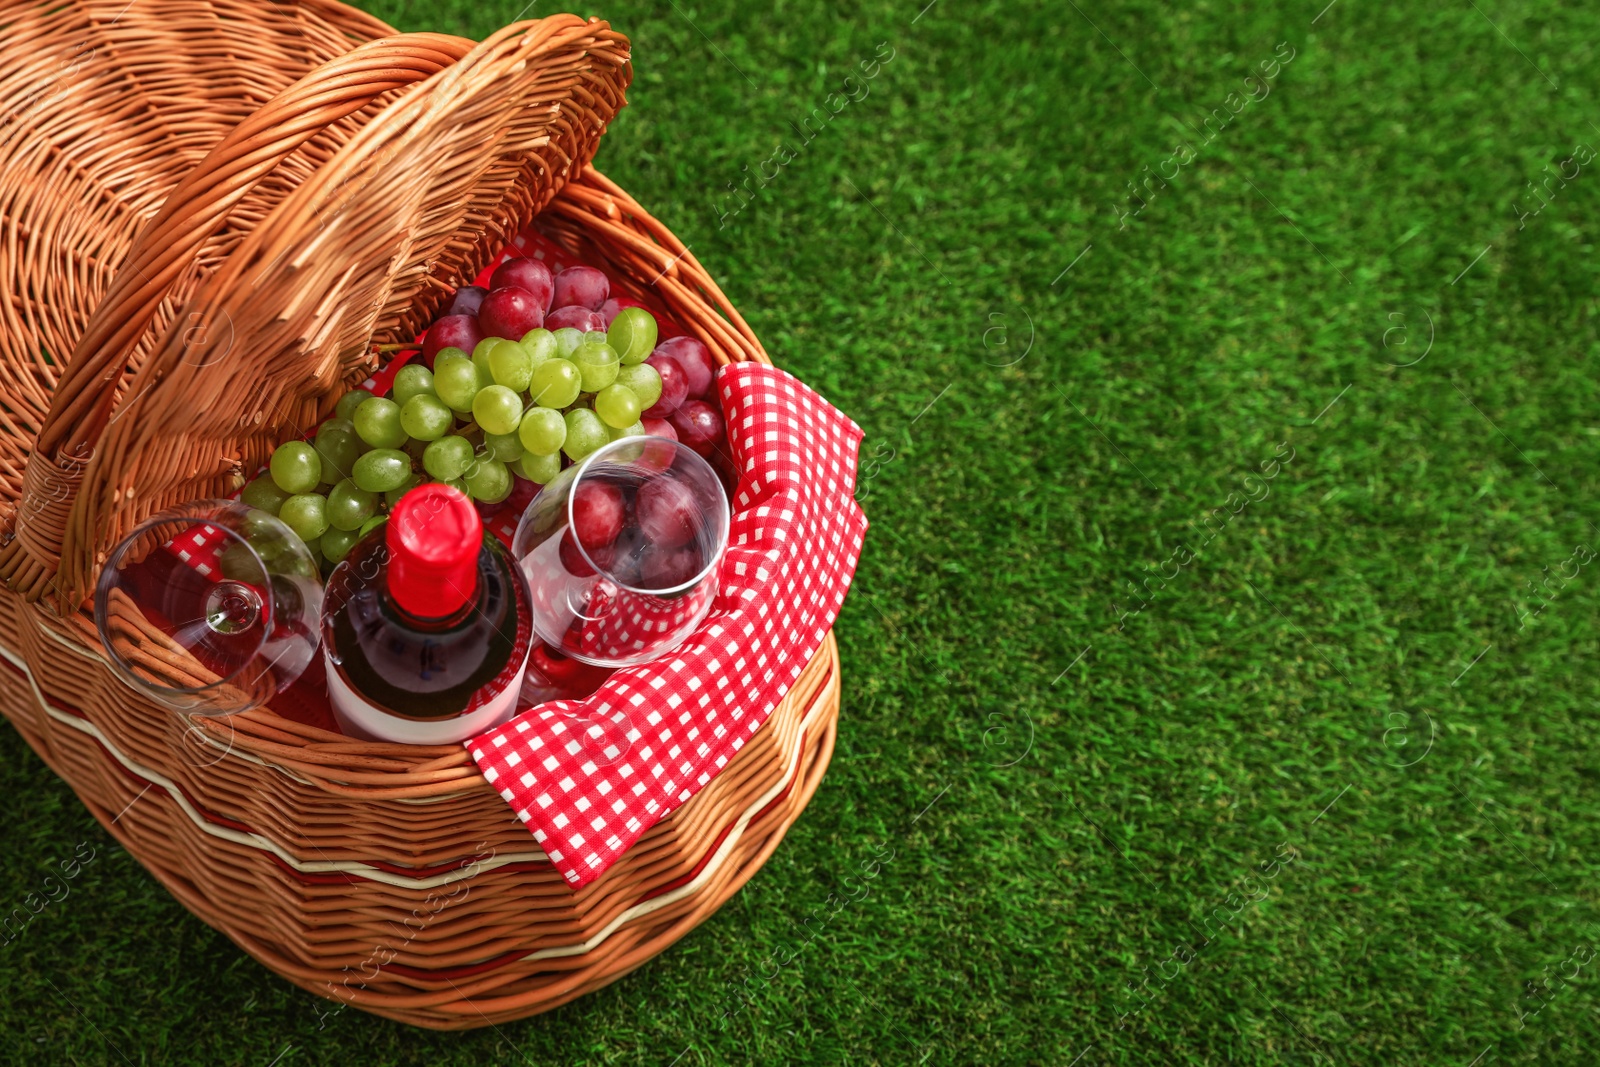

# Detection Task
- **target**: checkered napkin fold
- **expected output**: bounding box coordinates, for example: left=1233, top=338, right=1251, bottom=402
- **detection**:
left=467, top=363, right=869, bottom=888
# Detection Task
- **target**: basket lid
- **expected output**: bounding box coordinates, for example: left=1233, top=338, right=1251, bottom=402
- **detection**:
left=54, top=16, right=632, bottom=599
left=0, top=0, right=402, bottom=595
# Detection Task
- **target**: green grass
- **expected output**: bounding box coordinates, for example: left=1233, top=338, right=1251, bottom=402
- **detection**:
left=6, top=0, right=1600, bottom=1063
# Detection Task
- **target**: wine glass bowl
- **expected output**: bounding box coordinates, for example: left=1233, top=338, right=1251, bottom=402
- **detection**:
left=93, top=501, right=323, bottom=716
left=513, top=437, right=731, bottom=667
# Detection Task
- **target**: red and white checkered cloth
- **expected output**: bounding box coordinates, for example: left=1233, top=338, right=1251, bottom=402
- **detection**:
left=527, top=558, right=716, bottom=663
left=468, top=363, right=868, bottom=887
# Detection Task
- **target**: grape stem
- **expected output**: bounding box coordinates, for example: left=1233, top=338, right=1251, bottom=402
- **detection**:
left=373, top=343, right=422, bottom=354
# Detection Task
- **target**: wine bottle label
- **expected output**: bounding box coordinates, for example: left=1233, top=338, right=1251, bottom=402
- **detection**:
left=326, top=647, right=529, bottom=745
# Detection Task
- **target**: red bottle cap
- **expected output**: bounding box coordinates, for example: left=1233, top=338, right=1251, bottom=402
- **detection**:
left=386, top=483, right=480, bottom=618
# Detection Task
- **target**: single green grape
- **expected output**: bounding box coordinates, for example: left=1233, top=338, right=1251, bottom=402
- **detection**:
left=518, top=450, right=562, bottom=484
left=471, top=337, right=499, bottom=380
left=353, top=397, right=407, bottom=449
left=594, top=383, right=641, bottom=428
left=487, top=338, right=534, bottom=392
left=562, top=408, right=608, bottom=462
left=351, top=449, right=412, bottom=493
left=614, top=363, right=662, bottom=410
left=606, top=419, right=645, bottom=442
left=320, top=526, right=361, bottom=565
left=434, top=345, right=469, bottom=365
left=240, top=475, right=290, bottom=516
left=392, top=363, right=436, bottom=406
left=433, top=354, right=483, bottom=413
left=270, top=441, right=321, bottom=494
left=280, top=493, right=330, bottom=542
left=573, top=341, right=620, bottom=392
left=384, top=473, right=423, bottom=509
left=319, top=417, right=357, bottom=440
left=400, top=393, right=453, bottom=441
left=463, top=457, right=512, bottom=503
left=517, top=406, right=566, bottom=455
left=335, top=389, right=373, bottom=422
left=553, top=327, right=585, bottom=358
left=608, top=306, right=658, bottom=365
left=423, top=435, right=475, bottom=481
left=472, top=384, right=524, bottom=437
left=483, top=430, right=525, bottom=462
left=445, top=477, right=469, bottom=497
left=314, top=427, right=365, bottom=486
left=358, top=514, right=388, bottom=537
left=326, top=478, right=378, bottom=531
left=520, top=328, right=557, bottom=370
left=529, top=358, right=582, bottom=409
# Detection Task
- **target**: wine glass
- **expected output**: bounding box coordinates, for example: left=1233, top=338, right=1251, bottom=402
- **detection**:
left=93, top=500, right=323, bottom=716
left=513, top=437, right=730, bottom=668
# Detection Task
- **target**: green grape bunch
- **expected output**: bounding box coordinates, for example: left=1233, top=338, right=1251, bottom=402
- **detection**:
left=240, top=303, right=665, bottom=574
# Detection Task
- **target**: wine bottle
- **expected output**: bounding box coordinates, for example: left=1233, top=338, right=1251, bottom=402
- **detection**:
left=322, top=483, right=531, bottom=744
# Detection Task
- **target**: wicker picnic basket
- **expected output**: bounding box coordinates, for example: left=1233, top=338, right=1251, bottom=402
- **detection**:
left=0, top=0, right=841, bottom=1029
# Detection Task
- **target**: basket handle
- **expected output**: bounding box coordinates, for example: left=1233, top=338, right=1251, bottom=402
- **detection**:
left=4, top=32, right=473, bottom=600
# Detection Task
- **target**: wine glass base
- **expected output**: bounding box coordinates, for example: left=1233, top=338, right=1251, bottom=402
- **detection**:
left=204, top=581, right=263, bottom=636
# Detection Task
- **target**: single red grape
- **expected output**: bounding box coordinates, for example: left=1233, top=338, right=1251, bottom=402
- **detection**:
left=600, top=298, right=622, bottom=327
left=545, top=305, right=605, bottom=333
left=668, top=400, right=724, bottom=459
left=558, top=530, right=616, bottom=577
left=634, top=424, right=677, bottom=473
left=654, top=336, right=716, bottom=399
left=505, top=475, right=539, bottom=516
left=649, top=441, right=680, bottom=473
left=571, top=480, right=626, bottom=550
left=643, top=353, right=689, bottom=418
left=558, top=531, right=593, bottom=576
left=490, top=257, right=554, bottom=311
left=532, top=641, right=616, bottom=698
left=552, top=265, right=609, bottom=310
left=446, top=285, right=488, bottom=317
left=641, top=416, right=678, bottom=441
left=531, top=640, right=582, bottom=684
left=636, top=477, right=699, bottom=549
left=479, top=287, right=544, bottom=339
left=423, top=314, right=483, bottom=366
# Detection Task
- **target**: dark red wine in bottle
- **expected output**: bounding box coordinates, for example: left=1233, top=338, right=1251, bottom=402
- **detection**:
left=322, top=483, right=531, bottom=743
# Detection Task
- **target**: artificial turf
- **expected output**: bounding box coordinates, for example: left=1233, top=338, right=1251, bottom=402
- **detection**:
left=4, top=0, right=1600, bottom=1063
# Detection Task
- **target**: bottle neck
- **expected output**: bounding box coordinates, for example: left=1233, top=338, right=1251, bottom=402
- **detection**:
left=385, top=567, right=480, bottom=632
left=380, top=547, right=480, bottom=630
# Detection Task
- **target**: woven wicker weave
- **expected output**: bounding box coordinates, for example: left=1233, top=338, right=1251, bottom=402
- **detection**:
left=0, top=0, right=841, bottom=1028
